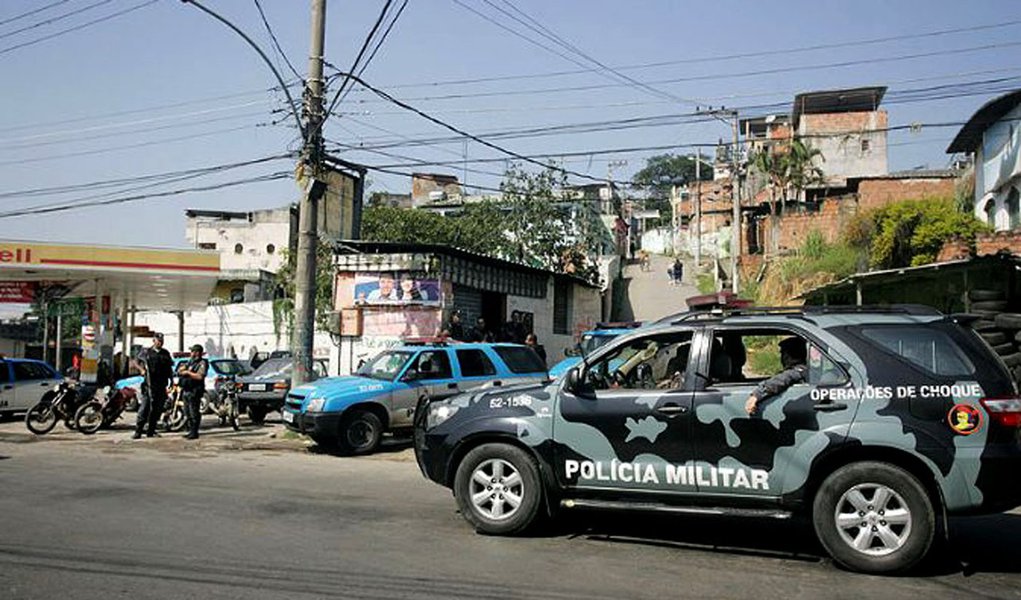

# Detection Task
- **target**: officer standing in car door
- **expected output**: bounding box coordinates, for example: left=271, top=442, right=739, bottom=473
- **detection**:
left=178, top=344, right=209, bottom=440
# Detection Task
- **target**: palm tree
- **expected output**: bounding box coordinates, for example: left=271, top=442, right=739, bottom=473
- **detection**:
left=783, top=139, right=825, bottom=211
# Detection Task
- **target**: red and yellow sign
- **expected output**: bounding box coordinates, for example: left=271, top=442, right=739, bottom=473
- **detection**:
left=0, top=281, right=35, bottom=303
left=0, top=241, right=219, bottom=273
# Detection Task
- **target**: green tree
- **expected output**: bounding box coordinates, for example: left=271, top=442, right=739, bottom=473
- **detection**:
left=272, top=241, right=336, bottom=338
left=632, top=154, right=713, bottom=226
left=847, top=197, right=990, bottom=269
left=750, top=139, right=825, bottom=214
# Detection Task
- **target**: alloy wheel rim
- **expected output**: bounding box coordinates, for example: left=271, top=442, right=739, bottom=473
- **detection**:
left=834, top=483, right=912, bottom=557
left=469, top=459, right=524, bottom=521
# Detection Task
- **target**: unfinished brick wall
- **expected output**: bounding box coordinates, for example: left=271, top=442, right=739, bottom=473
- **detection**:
left=753, top=199, right=857, bottom=254
left=937, top=231, right=1021, bottom=262
left=857, top=178, right=956, bottom=211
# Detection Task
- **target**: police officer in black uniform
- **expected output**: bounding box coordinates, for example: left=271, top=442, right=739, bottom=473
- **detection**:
left=178, top=344, right=209, bottom=440
left=134, top=332, right=174, bottom=439
left=745, top=337, right=808, bottom=415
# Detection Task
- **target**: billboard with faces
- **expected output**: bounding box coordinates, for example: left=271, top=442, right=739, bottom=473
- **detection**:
left=353, top=272, right=441, bottom=306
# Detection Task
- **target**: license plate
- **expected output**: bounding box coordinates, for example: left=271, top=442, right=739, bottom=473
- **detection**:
left=282, top=410, right=295, bottom=424
left=248, top=384, right=267, bottom=392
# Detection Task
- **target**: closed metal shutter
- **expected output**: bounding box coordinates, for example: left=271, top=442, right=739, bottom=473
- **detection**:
left=452, top=284, right=483, bottom=323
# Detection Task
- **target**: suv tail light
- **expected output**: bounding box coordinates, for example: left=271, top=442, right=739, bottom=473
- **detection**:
left=980, top=397, right=1021, bottom=428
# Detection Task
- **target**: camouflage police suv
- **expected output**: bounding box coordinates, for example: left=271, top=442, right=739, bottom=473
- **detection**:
left=414, top=306, right=1021, bottom=574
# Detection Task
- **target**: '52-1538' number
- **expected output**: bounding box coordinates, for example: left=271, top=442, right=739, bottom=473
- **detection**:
left=490, top=396, right=533, bottom=409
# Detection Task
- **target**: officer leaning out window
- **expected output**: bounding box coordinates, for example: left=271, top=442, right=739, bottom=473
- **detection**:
left=745, top=337, right=808, bottom=415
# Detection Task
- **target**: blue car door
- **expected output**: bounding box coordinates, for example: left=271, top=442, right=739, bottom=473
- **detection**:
left=392, top=349, right=459, bottom=429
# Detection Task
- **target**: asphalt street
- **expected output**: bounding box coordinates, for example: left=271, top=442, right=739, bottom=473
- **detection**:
left=0, top=418, right=1019, bottom=600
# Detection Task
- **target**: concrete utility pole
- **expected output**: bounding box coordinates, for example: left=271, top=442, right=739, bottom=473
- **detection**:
left=292, top=0, right=328, bottom=386
left=697, top=107, right=741, bottom=294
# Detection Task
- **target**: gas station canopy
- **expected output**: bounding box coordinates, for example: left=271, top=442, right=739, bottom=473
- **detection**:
left=0, top=240, right=220, bottom=311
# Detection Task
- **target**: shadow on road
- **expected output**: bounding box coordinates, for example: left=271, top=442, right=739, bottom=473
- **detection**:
left=307, top=435, right=413, bottom=457
left=543, top=510, right=1021, bottom=575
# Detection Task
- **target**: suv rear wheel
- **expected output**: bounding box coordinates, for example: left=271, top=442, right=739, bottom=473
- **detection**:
left=812, top=461, right=935, bottom=574
left=454, top=443, right=542, bottom=535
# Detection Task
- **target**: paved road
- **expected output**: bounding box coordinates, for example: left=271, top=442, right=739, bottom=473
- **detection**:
left=1, top=420, right=1020, bottom=599
left=619, top=254, right=700, bottom=321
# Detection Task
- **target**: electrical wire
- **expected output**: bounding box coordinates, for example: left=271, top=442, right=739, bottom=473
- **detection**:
left=0, top=0, right=160, bottom=57
left=322, top=0, right=396, bottom=124
left=253, top=0, right=301, bottom=81
left=0, top=0, right=73, bottom=28
left=0, top=172, right=293, bottom=219
left=0, top=0, right=116, bottom=42
left=336, top=0, right=409, bottom=108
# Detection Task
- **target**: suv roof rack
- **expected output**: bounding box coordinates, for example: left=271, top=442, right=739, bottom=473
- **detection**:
left=594, top=321, right=642, bottom=330
left=402, top=337, right=464, bottom=346
left=660, top=303, right=943, bottom=325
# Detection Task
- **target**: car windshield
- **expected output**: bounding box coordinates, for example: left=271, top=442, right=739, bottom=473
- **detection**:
left=356, top=351, right=412, bottom=381
left=581, top=333, right=616, bottom=355
left=211, top=359, right=251, bottom=376
left=252, top=358, right=292, bottom=378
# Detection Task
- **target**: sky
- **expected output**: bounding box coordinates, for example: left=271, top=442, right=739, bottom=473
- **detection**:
left=0, top=0, right=1018, bottom=249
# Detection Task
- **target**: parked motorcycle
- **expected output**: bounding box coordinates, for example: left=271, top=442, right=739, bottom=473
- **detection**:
left=159, top=384, right=187, bottom=432
left=25, top=381, right=90, bottom=435
left=210, top=375, right=241, bottom=431
left=74, top=386, right=137, bottom=434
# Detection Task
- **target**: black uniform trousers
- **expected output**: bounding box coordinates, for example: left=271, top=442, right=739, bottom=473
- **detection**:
left=135, top=384, right=168, bottom=436
left=183, top=387, right=204, bottom=437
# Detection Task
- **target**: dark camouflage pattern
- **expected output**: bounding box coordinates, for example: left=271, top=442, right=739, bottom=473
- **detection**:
left=417, top=312, right=1021, bottom=514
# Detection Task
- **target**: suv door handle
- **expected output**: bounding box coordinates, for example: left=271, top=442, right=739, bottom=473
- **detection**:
left=39, top=382, right=50, bottom=387
left=656, top=403, right=688, bottom=415
left=814, top=402, right=848, bottom=412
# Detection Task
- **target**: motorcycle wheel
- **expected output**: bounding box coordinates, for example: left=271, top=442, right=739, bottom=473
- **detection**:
left=25, top=402, right=58, bottom=435
left=167, top=404, right=187, bottom=432
left=74, top=402, right=105, bottom=435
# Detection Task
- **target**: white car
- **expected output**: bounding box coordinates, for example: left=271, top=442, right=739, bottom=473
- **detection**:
left=0, top=358, right=63, bottom=417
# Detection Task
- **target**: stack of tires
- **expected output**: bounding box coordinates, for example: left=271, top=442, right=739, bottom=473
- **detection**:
left=970, top=289, right=1021, bottom=382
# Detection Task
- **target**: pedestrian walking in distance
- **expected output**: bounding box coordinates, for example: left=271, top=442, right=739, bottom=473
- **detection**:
left=178, top=344, right=209, bottom=440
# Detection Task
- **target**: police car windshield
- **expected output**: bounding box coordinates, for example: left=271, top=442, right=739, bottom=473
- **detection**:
left=581, top=333, right=616, bottom=355
left=356, top=351, right=413, bottom=381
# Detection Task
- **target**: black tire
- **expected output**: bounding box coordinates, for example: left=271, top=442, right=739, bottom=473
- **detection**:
left=1001, top=352, right=1021, bottom=368
left=971, top=300, right=1008, bottom=312
left=338, top=409, right=383, bottom=455
left=813, top=461, right=935, bottom=574
left=247, top=405, right=268, bottom=425
left=25, top=402, right=58, bottom=435
left=993, top=342, right=1016, bottom=356
left=165, top=404, right=187, bottom=432
left=969, top=289, right=1005, bottom=302
left=454, top=443, right=543, bottom=535
left=994, top=313, right=1021, bottom=330
left=980, top=331, right=1008, bottom=346
left=201, top=391, right=217, bottom=414
left=74, top=401, right=105, bottom=435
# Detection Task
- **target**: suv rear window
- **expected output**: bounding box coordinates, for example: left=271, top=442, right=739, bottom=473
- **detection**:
left=456, top=349, right=497, bottom=377
left=494, top=346, right=546, bottom=374
left=861, top=326, right=974, bottom=377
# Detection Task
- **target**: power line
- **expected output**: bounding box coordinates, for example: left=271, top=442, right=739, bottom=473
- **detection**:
left=0, top=123, right=269, bottom=167
left=253, top=0, right=301, bottom=81
left=343, top=0, right=409, bottom=104
left=322, top=0, right=396, bottom=124
left=0, top=172, right=293, bottom=219
left=0, top=0, right=115, bottom=42
left=0, top=154, right=293, bottom=200
left=340, top=39, right=1021, bottom=104
left=357, top=17, right=1021, bottom=91
left=338, top=72, right=608, bottom=183
left=0, top=0, right=160, bottom=57
left=0, top=0, right=73, bottom=28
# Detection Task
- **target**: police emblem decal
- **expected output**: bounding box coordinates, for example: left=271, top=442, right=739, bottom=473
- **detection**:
left=947, top=403, right=982, bottom=435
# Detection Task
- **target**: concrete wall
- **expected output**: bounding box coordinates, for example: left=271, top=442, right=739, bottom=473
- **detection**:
left=800, top=111, right=888, bottom=184
left=134, top=301, right=336, bottom=373
left=185, top=208, right=293, bottom=273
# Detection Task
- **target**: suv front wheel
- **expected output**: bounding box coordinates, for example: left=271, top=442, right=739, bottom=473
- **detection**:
left=454, top=443, right=542, bottom=535
left=813, top=461, right=935, bottom=574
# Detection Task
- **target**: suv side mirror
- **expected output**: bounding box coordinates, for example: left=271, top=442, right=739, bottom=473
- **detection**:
left=565, top=367, right=594, bottom=397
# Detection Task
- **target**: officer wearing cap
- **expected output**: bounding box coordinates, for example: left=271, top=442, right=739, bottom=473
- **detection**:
left=178, top=343, right=209, bottom=440
left=134, top=332, right=174, bottom=439
left=745, top=337, right=809, bottom=415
